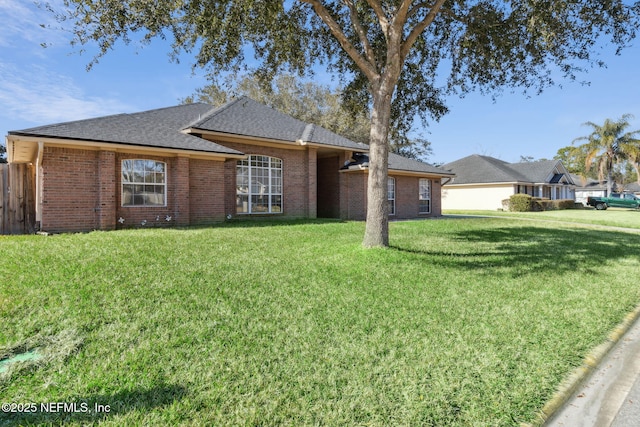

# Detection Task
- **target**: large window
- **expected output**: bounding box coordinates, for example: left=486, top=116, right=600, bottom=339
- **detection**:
left=237, top=155, right=283, bottom=214
left=122, top=159, right=166, bottom=206
left=388, top=177, right=395, bottom=215
left=419, top=179, right=431, bottom=214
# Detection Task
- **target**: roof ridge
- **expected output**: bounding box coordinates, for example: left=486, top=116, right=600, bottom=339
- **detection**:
left=184, top=96, right=246, bottom=129
left=300, top=123, right=315, bottom=142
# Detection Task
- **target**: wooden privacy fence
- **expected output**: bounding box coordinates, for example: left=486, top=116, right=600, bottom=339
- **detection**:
left=1, top=163, right=36, bottom=235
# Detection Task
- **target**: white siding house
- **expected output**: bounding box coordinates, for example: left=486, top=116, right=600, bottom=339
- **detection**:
left=442, top=155, right=576, bottom=211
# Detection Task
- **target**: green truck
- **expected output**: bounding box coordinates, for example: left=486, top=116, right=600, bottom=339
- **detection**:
left=587, top=193, right=640, bottom=210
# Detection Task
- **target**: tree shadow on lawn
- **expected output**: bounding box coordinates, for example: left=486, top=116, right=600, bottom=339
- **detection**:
left=392, top=226, right=640, bottom=277
left=0, top=383, right=186, bottom=425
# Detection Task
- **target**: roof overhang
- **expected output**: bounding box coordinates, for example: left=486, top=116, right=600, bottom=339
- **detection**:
left=186, top=127, right=368, bottom=153
left=6, top=134, right=245, bottom=164
left=340, top=167, right=455, bottom=179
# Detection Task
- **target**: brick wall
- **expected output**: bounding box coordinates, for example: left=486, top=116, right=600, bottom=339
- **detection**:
left=97, top=150, right=116, bottom=230
left=339, top=169, right=368, bottom=220
left=41, top=147, right=100, bottom=232
left=40, top=144, right=443, bottom=232
left=394, top=175, right=418, bottom=219
left=394, top=175, right=442, bottom=219
left=338, top=171, right=443, bottom=220
left=41, top=147, right=228, bottom=233
left=189, top=158, right=226, bottom=224
left=431, top=178, right=442, bottom=216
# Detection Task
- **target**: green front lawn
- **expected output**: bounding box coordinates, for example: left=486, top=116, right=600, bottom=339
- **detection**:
left=445, top=208, right=640, bottom=230
left=1, top=218, right=639, bottom=426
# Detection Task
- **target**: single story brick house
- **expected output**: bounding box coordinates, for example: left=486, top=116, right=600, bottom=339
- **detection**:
left=5, top=97, right=453, bottom=233
left=441, top=154, right=575, bottom=210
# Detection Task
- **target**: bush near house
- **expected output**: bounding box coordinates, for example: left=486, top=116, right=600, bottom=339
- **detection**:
left=507, top=194, right=534, bottom=211
left=506, top=194, right=577, bottom=212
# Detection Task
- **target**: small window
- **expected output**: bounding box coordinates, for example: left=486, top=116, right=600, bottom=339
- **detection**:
left=419, top=179, right=431, bottom=214
left=122, top=160, right=166, bottom=206
left=388, top=177, right=395, bottom=215
left=237, top=155, right=283, bottom=214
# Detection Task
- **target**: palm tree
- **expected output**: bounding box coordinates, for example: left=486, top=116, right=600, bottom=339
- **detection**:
left=573, top=114, right=640, bottom=195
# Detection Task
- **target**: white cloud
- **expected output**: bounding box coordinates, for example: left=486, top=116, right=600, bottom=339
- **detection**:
left=0, top=62, right=132, bottom=123
left=0, top=0, right=68, bottom=48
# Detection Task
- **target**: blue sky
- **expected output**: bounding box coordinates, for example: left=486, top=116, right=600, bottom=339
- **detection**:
left=2, top=0, right=639, bottom=165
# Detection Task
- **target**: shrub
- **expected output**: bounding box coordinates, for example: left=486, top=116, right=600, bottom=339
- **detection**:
left=508, top=194, right=533, bottom=212
left=508, top=196, right=576, bottom=212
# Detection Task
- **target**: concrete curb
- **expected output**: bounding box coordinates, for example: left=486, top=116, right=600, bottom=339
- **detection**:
left=523, top=304, right=640, bottom=426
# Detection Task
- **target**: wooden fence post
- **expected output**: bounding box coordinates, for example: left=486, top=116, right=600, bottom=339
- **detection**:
left=0, top=163, right=36, bottom=235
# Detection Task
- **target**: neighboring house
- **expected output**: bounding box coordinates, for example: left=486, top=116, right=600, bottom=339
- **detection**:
left=441, top=155, right=575, bottom=210
left=624, top=182, right=640, bottom=195
left=5, top=97, right=453, bottom=233
left=570, top=174, right=608, bottom=206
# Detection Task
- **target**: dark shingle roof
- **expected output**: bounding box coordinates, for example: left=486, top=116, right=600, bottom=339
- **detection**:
left=9, top=103, right=243, bottom=156
left=443, top=155, right=569, bottom=185
left=388, top=153, right=454, bottom=175
left=9, top=97, right=452, bottom=176
left=189, top=96, right=369, bottom=151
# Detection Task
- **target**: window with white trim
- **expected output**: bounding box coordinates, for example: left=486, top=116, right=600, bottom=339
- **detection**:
left=388, top=177, right=395, bottom=215
left=419, top=178, right=431, bottom=214
left=237, top=155, right=283, bottom=214
left=121, top=159, right=166, bottom=206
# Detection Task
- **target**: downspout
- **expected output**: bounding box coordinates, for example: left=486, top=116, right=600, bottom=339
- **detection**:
left=35, top=141, right=43, bottom=224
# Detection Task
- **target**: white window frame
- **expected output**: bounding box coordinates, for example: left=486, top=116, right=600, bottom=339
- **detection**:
left=419, top=178, right=431, bottom=214
left=237, top=155, right=283, bottom=214
left=418, top=178, right=431, bottom=215
left=388, top=177, right=396, bottom=216
left=121, top=159, right=167, bottom=207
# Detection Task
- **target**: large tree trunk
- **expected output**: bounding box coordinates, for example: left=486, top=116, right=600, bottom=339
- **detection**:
left=362, top=83, right=393, bottom=248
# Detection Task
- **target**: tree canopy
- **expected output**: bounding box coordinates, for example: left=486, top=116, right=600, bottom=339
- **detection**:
left=51, top=0, right=640, bottom=246
left=0, top=143, right=7, bottom=163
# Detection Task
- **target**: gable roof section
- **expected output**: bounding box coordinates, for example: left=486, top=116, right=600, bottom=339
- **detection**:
left=443, top=155, right=527, bottom=184
left=443, top=155, right=573, bottom=185
left=9, top=103, right=243, bottom=156
left=188, top=96, right=369, bottom=151
left=388, top=153, right=454, bottom=176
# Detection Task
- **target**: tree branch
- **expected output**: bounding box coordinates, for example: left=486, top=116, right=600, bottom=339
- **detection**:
left=364, top=0, right=389, bottom=36
left=400, top=0, right=447, bottom=62
left=343, top=0, right=377, bottom=69
left=299, top=0, right=379, bottom=81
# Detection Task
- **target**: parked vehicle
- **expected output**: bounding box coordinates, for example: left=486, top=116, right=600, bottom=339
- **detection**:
left=586, top=193, right=640, bottom=210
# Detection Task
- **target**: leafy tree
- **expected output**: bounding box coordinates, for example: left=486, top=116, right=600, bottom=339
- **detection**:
left=555, top=145, right=595, bottom=179
left=51, top=0, right=640, bottom=247
left=572, top=114, right=640, bottom=195
left=0, top=143, right=7, bottom=163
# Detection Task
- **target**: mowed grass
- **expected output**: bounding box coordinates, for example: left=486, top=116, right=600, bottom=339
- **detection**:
left=445, top=207, right=640, bottom=230
left=1, top=218, right=640, bottom=426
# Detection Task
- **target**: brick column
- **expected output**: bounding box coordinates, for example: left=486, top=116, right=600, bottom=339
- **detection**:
left=339, top=151, right=352, bottom=220
left=307, top=147, right=317, bottom=218
left=174, top=156, right=190, bottom=226
left=98, top=150, right=116, bottom=230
